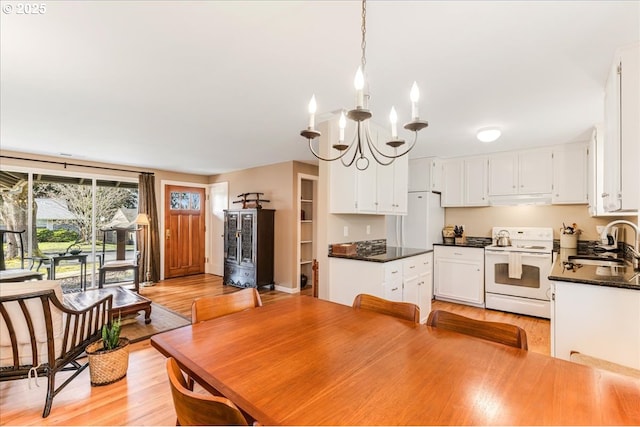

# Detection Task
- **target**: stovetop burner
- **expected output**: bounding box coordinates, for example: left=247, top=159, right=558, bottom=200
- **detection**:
left=486, top=227, right=554, bottom=253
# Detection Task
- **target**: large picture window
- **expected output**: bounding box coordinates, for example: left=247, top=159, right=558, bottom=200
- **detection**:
left=0, top=169, right=138, bottom=290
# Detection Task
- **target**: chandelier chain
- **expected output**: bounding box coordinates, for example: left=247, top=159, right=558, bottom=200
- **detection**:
left=360, top=0, right=366, bottom=73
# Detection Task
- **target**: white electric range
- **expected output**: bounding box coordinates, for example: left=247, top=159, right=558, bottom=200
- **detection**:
left=484, top=227, right=554, bottom=318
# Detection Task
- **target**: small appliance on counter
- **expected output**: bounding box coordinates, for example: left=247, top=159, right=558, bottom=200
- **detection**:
left=442, top=225, right=455, bottom=244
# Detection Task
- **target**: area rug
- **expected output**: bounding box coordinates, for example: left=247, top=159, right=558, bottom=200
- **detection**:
left=120, top=302, right=191, bottom=343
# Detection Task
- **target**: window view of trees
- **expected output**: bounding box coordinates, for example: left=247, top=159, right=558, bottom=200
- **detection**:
left=1, top=170, right=138, bottom=289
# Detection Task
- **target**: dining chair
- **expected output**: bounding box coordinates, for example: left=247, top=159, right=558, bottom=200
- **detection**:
left=426, top=309, right=528, bottom=350
left=352, top=293, right=420, bottom=323
left=191, top=287, right=263, bottom=323
left=166, top=357, right=249, bottom=426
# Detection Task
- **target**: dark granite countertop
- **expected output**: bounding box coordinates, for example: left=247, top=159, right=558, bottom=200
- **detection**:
left=549, top=247, right=639, bottom=290
left=433, top=242, right=490, bottom=249
left=328, top=246, right=431, bottom=263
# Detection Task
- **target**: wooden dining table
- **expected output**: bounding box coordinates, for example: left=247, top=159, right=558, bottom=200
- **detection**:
left=151, top=296, right=640, bottom=425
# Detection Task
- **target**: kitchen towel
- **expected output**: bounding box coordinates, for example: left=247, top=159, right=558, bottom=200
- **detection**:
left=508, top=252, right=523, bottom=279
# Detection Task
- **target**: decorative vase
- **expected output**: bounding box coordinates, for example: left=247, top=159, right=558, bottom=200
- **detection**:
left=86, top=338, right=130, bottom=386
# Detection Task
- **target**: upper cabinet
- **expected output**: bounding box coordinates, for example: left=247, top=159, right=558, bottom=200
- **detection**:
left=602, top=43, right=639, bottom=212
left=328, top=120, right=408, bottom=215
left=441, top=156, right=488, bottom=207
left=437, top=144, right=588, bottom=208
left=552, top=142, right=588, bottom=204
left=464, top=156, right=488, bottom=206
left=488, top=148, right=553, bottom=196
left=441, top=158, right=464, bottom=207
left=408, top=157, right=443, bottom=193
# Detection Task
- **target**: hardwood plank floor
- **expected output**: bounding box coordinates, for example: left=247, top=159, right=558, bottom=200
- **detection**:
left=0, top=274, right=549, bottom=426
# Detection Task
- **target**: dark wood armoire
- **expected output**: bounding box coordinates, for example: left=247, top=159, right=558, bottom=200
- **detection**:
left=223, top=208, right=275, bottom=290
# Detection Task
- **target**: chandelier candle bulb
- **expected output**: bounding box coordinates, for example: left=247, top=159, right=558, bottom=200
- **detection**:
left=339, top=111, right=346, bottom=142
left=410, top=82, right=420, bottom=119
left=308, top=95, right=317, bottom=129
left=389, top=106, right=398, bottom=139
left=354, top=67, right=365, bottom=108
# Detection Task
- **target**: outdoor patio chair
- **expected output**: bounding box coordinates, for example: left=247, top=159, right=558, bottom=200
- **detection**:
left=0, top=230, right=44, bottom=283
left=98, top=228, right=139, bottom=292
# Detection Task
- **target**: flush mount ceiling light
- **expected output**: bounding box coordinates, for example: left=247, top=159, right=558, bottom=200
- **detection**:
left=476, top=128, right=502, bottom=143
left=300, top=0, right=428, bottom=171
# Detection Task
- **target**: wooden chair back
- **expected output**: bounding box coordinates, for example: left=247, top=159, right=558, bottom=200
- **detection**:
left=426, top=310, right=528, bottom=350
left=192, top=288, right=263, bottom=323
left=166, top=357, right=248, bottom=426
left=352, top=294, right=420, bottom=324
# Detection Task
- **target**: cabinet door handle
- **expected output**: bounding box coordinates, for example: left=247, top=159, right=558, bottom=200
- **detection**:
left=391, top=287, right=399, bottom=291
left=391, top=270, right=399, bottom=274
left=409, top=265, right=415, bottom=269
left=454, top=252, right=463, bottom=256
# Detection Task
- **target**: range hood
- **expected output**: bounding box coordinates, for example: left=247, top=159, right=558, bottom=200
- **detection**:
left=489, top=194, right=552, bottom=206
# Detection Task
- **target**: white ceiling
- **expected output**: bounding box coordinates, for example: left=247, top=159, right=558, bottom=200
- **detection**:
left=1, top=1, right=639, bottom=175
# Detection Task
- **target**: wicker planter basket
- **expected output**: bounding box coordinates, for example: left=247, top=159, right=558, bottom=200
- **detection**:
left=86, top=338, right=130, bottom=386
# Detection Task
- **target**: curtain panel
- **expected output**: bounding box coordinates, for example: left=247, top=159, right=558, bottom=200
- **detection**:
left=138, top=173, right=160, bottom=283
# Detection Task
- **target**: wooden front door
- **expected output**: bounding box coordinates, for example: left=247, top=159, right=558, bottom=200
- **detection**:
left=164, top=185, right=206, bottom=279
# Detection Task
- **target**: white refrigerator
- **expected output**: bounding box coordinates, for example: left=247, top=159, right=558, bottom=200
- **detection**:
left=386, top=192, right=444, bottom=249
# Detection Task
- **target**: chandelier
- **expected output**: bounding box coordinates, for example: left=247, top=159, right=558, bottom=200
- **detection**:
left=300, top=0, right=428, bottom=171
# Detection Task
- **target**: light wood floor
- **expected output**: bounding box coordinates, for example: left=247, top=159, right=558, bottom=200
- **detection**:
left=0, top=274, right=550, bottom=426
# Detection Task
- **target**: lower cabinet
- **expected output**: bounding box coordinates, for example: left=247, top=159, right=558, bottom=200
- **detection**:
left=551, top=280, right=640, bottom=369
left=433, top=246, right=484, bottom=307
left=328, top=253, right=433, bottom=322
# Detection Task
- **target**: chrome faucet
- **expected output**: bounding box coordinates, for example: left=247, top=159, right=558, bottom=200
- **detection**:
left=601, top=220, right=640, bottom=270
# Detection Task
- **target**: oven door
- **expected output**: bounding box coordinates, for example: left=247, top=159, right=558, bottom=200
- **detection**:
left=485, top=250, right=552, bottom=300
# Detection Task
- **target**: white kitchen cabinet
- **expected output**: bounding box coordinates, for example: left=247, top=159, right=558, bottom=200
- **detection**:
left=417, top=253, right=433, bottom=323
left=552, top=280, right=640, bottom=370
left=488, top=148, right=552, bottom=196
left=329, top=253, right=433, bottom=319
left=552, top=142, right=588, bottom=204
left=383, top=260, right=403, bottom=301
left=464, top=156, right=488, bottom=206
left=377, top=153, right=408, bottom=214
left=355, top=160, right=378, bottom=213
left=520, top=148, right=553, bottom=194
left=488, top=152, right=518, bottom=196
left=441, top=157, right=487, bottom=207
left=408, top=157, right=443, bottom=193
left=587, top=125, right=635, bottom=216
left=602, top=43, right=640, bottom=213
left=328, top=122, right=408, bottom=215
left=434, top=246, right=484, bottom=307
left=441, top=159, right=464, bottom=207
left=328, top=258, right=384, bottom=306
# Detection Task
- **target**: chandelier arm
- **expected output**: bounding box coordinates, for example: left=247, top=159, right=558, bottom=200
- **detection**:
left=307, top=139, right=353, bottom=162
left=369, top=131, right=419, bottom=160
left=341, top=122, right=363, bottom=167
left=363, top=129, right=394, bottom=166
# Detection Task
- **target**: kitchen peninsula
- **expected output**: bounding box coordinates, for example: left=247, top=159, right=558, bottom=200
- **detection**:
left=328, top=239, right=432, bottom=322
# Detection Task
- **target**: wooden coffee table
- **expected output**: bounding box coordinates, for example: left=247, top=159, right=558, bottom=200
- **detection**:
left=64, top=286, right=152, bottom=324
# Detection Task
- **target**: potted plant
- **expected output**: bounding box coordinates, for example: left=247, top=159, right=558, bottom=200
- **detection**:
left=86, top=314, right=130, bottom=386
